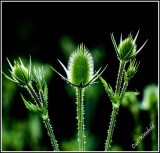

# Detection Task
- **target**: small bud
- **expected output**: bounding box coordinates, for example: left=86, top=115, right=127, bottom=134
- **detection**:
left=3, top=57, right=32, bottom=86
left=111, top=30, right=147, bottom=62
left=33, top=67, right=46, bottom=91
left=118, top=35, right=136, bottom=61
left=124, top=58, right=140, bottom=83
left=12, top=61, right=29, bottom=82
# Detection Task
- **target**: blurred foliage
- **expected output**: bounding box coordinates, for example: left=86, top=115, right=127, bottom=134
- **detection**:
left=121, top=83, right=158, bottom=151
left=61, top=131, right=100, bottom=151
left=2, top=34, right=158, bottom=151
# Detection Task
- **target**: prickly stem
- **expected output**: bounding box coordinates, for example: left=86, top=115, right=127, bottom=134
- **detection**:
left=26, top=83, right=42, bottom=107
left=76, top=87, right=86, bottom=151
left=43, top=117, right=60, bottom=151
left=115, top=61, right=126, bottom=95
left=105, top=60, right=126, bottom=151
left=105, top=107, right=119, bottom=151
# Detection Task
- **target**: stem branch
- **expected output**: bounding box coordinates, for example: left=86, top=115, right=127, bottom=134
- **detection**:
left=27, top=83, right=42, bottom=107
left=115, top=61, right=125, bottom=95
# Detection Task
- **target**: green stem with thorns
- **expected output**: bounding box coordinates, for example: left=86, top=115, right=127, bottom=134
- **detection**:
left=27, top=83, right=59, bottom=151
left=115, top=61, right=126, bottom=95
left=27, top=83, right=42, bottom=107
left=105, top=60, right=126, bottom=151
left=44, top=117, right=60, bottom=151
left=76, top=87, right=85, bottom=151
left=105, top=107, right=119, bottom=151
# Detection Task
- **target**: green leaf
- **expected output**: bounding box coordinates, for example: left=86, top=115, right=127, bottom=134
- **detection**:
left=99, top=75, right=114, bottom=97
left=20, top=93, right=48, bottom=120
left=98, top=75, right=120, bottom=107
left=2, top=72, right=18, bottom=83
left=110, top=33, right=119, bottom=58
left=20, top=93, right=38, bottom=112
left=121, top=91, right=139, bottom=101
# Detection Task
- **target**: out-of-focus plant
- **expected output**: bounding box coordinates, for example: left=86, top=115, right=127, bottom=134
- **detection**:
left=122, top=95, right=144, bottom=151
left=3, top=57, right=59, bottom=151
left=141, top=84, right=158, bottom=151
left=121, top=84, right=158, bottom=151
left=98, top=30, right=147, bottom=151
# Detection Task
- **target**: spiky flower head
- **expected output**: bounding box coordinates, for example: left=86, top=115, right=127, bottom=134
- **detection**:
left=118, top=35, right=136, bottom=61
left=3, top=57, right=32, bottom=87
left=51, top=43, right=107, bottom=88
left=111, top=30, right=148, bottom=61
left=67, top=44, right=94, bottom=86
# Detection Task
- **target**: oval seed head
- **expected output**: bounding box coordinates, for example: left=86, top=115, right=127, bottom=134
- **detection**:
left=67, top=43, right=94, bottom=87
left=10, top=58, right=31, bottom=86
left=118, top=35, right=136, bottom=61
left=13, top=64, right=28, bottom=80
left=12, top=61, right=29, bottom=86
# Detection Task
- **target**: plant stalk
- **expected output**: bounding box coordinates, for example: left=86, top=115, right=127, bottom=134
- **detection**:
left=105, top=60, right=126, bottom=151
left=27, top=83, right=42, bottom=107
left=105, top=106, right=119, bottom=151
left=27, top=84, right=59, bottom=151
left=76, top=87, right=85, bottom=151
left=44, top=117, right=60, bottom=151
left=115, top=61, right=125, bottom=95
left=121, top=81, right=128, bottom=96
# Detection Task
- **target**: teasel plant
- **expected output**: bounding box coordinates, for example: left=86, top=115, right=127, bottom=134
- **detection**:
left=98, top=30, right=148, bottom=151
left=2, top=57, right=59, bottom=151
left=51, top=43, right=107, bottom=151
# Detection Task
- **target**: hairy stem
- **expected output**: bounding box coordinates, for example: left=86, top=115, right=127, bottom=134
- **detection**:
left=44, top=117, right=60, bottom=151
left=105, top=106, right=119, bottom=151
left=76, top=87, right=85, bottom=151
left=27, top=84, right=59, bottom=151
left=115, top=61, right=126, bottom=95
left=105, top=60, right=126, bottom=151
left=121, top=81, right=128, bottom=96
left=27, top=83, right=42, bottom=107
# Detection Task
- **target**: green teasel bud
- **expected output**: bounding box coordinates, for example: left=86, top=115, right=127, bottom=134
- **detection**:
left=124, top=58, right=140, bottom=83
left=12, top=61, right=28, bottom=81
left=3, top=57, right=32, bottom=86
left=67, top=43, right=94, bottom=87
left=111, top=30, right=148, bottom=61
left=118, top=35, right=136, bottom=61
